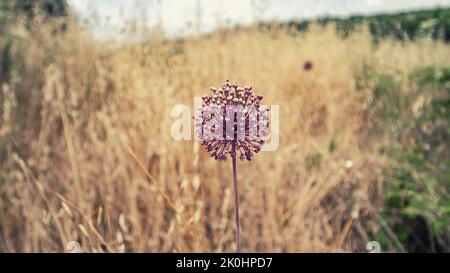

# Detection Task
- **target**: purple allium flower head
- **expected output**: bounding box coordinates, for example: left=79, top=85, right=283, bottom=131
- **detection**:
left=195, top=81, right=269, bottom=161
left=303, top=61, right=313, bottom=71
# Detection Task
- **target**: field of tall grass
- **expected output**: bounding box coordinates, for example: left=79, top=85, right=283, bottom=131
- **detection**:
left=1, top=8, right=449, bottom=252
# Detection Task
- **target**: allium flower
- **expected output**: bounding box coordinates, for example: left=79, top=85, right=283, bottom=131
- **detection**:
left=195, top=80, right=270, bottom=162
left=303, top=60, right=313, bottom=71
left=195, top=80, right=270, bottom=253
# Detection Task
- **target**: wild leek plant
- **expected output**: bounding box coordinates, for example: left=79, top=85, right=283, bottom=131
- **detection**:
left=195, top=81, right=269, bottom=252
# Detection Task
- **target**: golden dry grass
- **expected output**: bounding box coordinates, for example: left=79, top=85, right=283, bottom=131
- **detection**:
left=1, top=20, right=450, bottom=252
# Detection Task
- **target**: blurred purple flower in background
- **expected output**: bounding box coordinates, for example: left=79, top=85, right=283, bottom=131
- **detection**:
left=304, top=60, right=313, bottom=71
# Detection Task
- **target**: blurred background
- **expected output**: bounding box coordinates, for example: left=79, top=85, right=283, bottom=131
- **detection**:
left=0, top=0, right=449, bottom=252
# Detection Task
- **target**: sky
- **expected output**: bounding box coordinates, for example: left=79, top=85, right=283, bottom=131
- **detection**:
left=67, top=0, right=450, bottom=39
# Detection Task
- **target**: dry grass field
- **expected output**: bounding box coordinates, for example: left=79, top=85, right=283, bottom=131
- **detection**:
left=1, top=12, right=449, bottom=252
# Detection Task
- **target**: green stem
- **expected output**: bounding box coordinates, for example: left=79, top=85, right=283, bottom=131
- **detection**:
left=231, top=142, right=240, bottom=253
